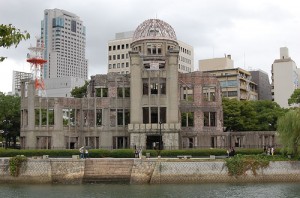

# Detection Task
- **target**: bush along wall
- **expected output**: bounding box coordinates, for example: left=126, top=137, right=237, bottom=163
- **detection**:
left=9, top=155, right=27, bottom=177
left=225, top=154, right=271, bottom=177
left=0, top=148, right=286, bottom=158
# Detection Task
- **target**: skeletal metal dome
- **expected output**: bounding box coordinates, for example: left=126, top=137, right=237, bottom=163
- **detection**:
left=132, top=19, right=177, bottom=42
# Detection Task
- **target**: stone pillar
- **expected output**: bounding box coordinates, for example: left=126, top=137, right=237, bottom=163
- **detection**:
left=25, top=80, right=37, bottom=149
left=52, top=98, right=65, bottom=149
left=129, top=51, right=142, bottom=124
left=166, top=49, right=179, bottom=123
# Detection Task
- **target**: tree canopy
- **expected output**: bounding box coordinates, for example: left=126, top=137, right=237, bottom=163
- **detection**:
left=71, top=81, right=89, bottom=98
left=0, top=92, right=21, bottom=148
left=288, top=89, right=300, bottom=106
left=222, top=98, right=286, bottom=131
left=277, top=108, right=300, bottom=156
left=222, top=98, right=242, bottom=131
left=0, top=24, right=30, bottom=62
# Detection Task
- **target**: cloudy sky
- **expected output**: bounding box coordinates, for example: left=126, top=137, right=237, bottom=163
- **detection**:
left=1, top=0, right=300, bottom=93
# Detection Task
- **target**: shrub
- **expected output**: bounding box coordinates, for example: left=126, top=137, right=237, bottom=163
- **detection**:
left=225, top=154, right=270, bottom=177
left=9, top=155, right=27, bottom=177
left=110, top=149, right=135, bottom=158
left=88, top=149, right=111, bottom=158
left=156, top=149, right=227, bottom=157
left=0, top=148, right=288, bottom=158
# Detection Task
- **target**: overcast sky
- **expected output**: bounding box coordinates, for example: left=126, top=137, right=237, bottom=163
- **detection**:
left=1, top=0, right=300, bottom=93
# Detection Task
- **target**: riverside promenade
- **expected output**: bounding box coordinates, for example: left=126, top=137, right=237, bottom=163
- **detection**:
left=0, top=157, right=300, bottom=184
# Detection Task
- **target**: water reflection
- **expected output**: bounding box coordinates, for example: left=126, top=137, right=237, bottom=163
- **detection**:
left=1, top=183, right=300, bottom=198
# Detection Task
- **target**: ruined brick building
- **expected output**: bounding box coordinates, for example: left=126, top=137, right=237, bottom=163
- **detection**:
left=20, top=19, right=276, bottom=149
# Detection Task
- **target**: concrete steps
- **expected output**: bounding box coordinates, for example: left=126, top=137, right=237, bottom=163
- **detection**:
left=83, top=159, right=134, bottom=183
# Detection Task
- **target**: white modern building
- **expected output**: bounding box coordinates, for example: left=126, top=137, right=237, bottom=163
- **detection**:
left=107, top=30, right=194, bottom=74
left=40, top=9, right=87, bottom=97
left=12, top=70, right=32, bottom=96
left=41, top=8, right=88, bottom=79
left=44, top=77, right=85, bottom=97
left=107, top=31, right=132, bottom=74
left=271, top=47, right=300, bottom=108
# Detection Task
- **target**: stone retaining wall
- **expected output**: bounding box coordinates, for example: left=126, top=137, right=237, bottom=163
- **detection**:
left=0, top=158, right=300, bottom=184
left=0, top=158, right=85, bottom=184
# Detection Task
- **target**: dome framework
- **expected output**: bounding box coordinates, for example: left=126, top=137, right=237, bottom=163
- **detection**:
left=132, top=19, right=177, bottom=42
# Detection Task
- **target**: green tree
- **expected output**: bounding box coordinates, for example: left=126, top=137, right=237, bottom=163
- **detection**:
left=239, top=101, right=258, bottom=131
left=223, top=98, right=286, bottom=131
left=71, top=81, right=89, bottom=98
left=222, top=98, right=242, bottom=131
left=277, top=109, right=300, bottom=156
left=288, top=89, right=300, bottom=105
left=252, top=100, right=286, bottom=131
left=0, top=24, right=30, bottom=62
left=0, top=92, right=20, bottom=148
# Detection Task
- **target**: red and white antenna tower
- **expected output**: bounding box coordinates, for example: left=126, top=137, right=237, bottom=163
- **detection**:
left=26, top=37, right=47, bottom=96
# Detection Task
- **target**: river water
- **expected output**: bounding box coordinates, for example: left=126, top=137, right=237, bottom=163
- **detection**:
left=0, top=183, right=300, bottom=198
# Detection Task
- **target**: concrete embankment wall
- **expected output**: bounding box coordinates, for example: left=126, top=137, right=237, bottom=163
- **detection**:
left=1, top=158, right=300, bottom=184
left=0, top=158, right=85, bottom=184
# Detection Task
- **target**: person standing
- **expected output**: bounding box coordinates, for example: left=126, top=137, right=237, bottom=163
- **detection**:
left=226, top=148, right=230, bottom=157
left=229, top=147, right=235, bottom=157
left=79, top=146, right=84, bottom=159
left=271, top=147, right=274, bottom=156
left=139, top=148, right=142, bottom=159
left=134, top=149, right=139, bottom=158
left=267, top=146, right=271, bottom=155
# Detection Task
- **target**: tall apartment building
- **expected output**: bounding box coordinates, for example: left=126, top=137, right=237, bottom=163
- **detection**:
left=41, top=9, right=88, bottom=80
left=271, top=47, right=300, bottom=108
left=199, top=56, right=258, bottom=101
left=107, top=31, right=194, bottom=74
left=12, top=70, right=32, bottom=96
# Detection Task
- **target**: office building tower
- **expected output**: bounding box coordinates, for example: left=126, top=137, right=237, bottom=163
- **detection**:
left=41, top=9, right=88, bottom=80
